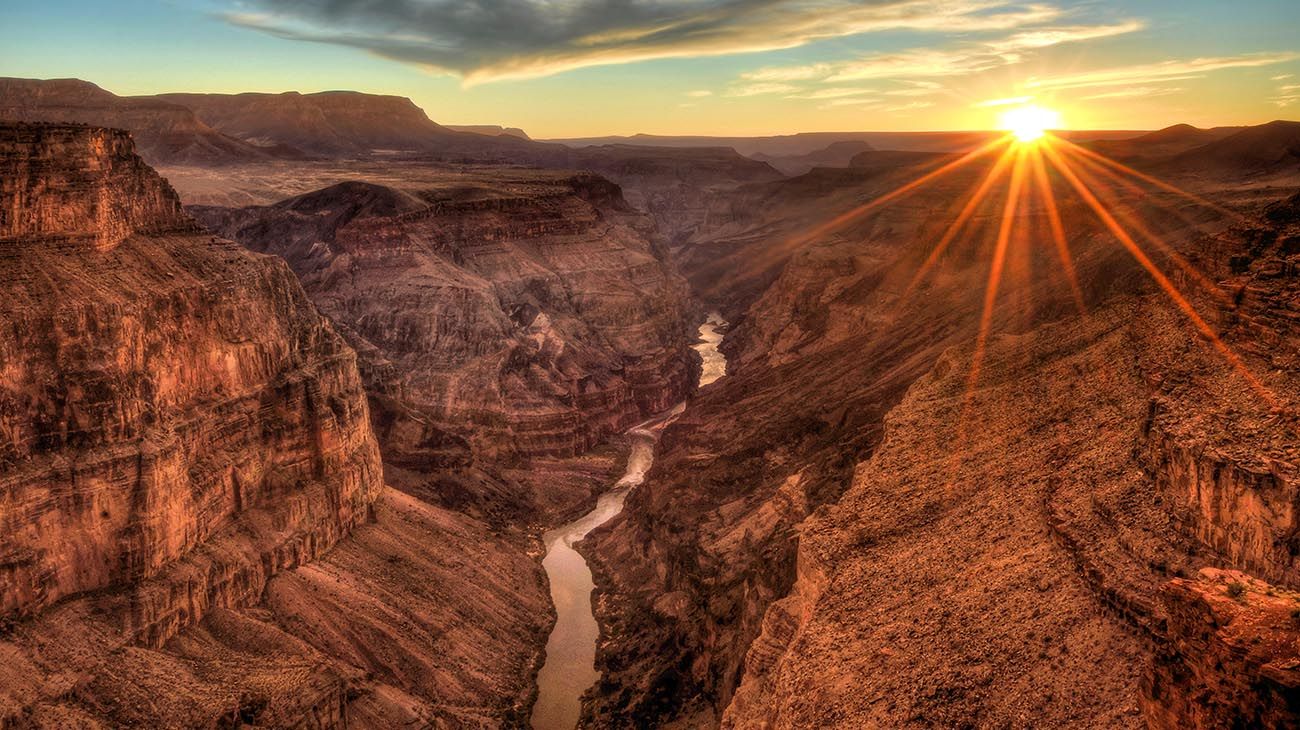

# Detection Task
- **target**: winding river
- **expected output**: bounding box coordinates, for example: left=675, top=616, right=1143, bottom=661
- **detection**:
left=530, top=313, right=728, bottom=730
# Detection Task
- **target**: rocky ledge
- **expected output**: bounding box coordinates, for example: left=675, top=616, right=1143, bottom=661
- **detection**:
left=1144, top=568, right=1300, bottom=728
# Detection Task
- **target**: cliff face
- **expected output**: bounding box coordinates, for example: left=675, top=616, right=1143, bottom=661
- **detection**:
left=0, top=123, right=383, bottom=631
left=585, top=139, right=1300, bottom=727
left=192, top=172, right=698, bottom=478
left=1144, top=568, right=1300, bottom=729
left=0, top=123, right=192, bottom=249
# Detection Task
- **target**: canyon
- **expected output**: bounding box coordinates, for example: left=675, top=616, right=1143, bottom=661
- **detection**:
left=3, top=75, right=1300, bottom=730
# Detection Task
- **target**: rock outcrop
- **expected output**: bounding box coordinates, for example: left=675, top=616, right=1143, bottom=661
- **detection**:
left=1144, top=568, right=1300, bottom=729
left=193, top=172, right=697, bottom=477
left=0, top=123, right=193, bottom=250
left=0, top=122, right=383, bottom=631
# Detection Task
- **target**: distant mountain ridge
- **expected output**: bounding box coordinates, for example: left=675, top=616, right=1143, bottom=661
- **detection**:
left=447, top=124, right=531, bottom=140
left=0, top=77, right=279, bottom=165
left=155, top=90, right=457, bottom=156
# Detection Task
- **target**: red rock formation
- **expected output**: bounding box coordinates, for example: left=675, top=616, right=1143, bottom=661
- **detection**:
left=1144, top=568, right=1300, bottom=729
left=0, top=123, right=193, bottom=250
left=192, top=173, right=698, bottom=473
left=0, top=122, right=383, bottom=722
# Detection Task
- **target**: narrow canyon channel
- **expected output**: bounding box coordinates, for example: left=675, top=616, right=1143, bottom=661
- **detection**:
left=530, top=313, right=728, bottom=730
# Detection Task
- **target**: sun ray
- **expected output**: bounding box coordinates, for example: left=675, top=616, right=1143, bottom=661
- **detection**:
left=700, top=135, right=1013, bottom=299
left=961, top=145, right=1029, bottom=437
left=1040, top=138, right=1276, bottom=406
left=788, top=135, right=1013, bottom=251
left=1028, top=146, right=1088, bottom=316
left=1055, top=137, right=1243, bottom=221
left=1058, top=144, right=1235, bottom=307
left=898, top=142, right=1018, bottom=304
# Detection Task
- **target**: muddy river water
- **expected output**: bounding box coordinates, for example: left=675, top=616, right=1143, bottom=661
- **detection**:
left=530, top=314, right=727, bottom=729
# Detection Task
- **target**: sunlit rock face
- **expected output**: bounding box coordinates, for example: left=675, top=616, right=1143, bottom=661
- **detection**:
left=0, top=122, right=383, bottom=639
left=1144, top=568, right=1300, bottom=729
left=0, top=123, right=193, bottom=250
left=192, top=171, right=698, bottom=475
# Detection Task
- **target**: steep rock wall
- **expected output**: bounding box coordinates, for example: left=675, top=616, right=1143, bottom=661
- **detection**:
left=0, top=123, right=383, bottom=642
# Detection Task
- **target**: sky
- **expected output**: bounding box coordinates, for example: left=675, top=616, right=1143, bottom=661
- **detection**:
left=2, top=0, right=1299, bottom=138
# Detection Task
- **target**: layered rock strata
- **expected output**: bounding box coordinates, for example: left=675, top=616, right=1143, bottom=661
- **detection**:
left=1144, top=568, right=1300, bottom=729
left=192, top=173, right=698, bottom=478
left=0, top=122, right=386, bottom=724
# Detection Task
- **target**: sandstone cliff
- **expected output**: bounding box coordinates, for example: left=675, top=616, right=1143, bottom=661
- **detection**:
left=0, top=122, right=387, bottom=722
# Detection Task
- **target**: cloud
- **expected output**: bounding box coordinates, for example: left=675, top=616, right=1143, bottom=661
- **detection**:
left=1077, top=86, right=1181, bottom=100
left=686, top=90, right=714, bottom=97
left=822, top=97, right=883, bottom=108
left=973, top=95, right=1033, bottom=107
left=725, top=82, right=799, bottom=97
left=740, top=19, right=1143, bottom=84
left=220, top=0, right=1076, bottom=83
left=1272, top=74, right=1295, bottom=81
left=1025, top=52, right=1299, bottom=91
left=884, top=100, right=936, bottom=112
left=984, top=21, right=1144, bottom=52
left=787, top=87, right=877, bottom=100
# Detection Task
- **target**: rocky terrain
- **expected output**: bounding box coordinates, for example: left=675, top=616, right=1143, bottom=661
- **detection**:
left=583, top=131, right=1300, bottom=727
left=2, top=78, right=783, bottom=248
left=0, top=123, right=584, bottom=728
left=191, top=170, right=698, bottom=521
left=6, top=72, right=1300, bottom=728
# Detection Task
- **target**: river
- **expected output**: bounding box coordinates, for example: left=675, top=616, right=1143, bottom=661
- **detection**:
left=530, top=313, right=728, bottom=730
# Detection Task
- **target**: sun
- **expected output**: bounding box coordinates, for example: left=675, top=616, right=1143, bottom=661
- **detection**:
left=999, top=105, right=1061, bottom=143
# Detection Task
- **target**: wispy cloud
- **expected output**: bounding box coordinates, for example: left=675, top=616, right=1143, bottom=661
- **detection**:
left=884, top=100, right=937, bottom=112
left=973, top=95, right=1033, bottom=107
left=1025, top=52, right=1299, bottom=90
left=1078, top=86, right=1182, bottom=100
left=1271, top=74, right=1294, bottom=81
left=741, top=19, right=1143, bottom=85
left=821, top=97, right=884, bottom=108
left=787, top=87, right=877, bottom=100
left=726, top=82, right=799, bottom=98
left=686, top=90, right=714, bottom=98
left=220, top=0, right=1077, bottom=83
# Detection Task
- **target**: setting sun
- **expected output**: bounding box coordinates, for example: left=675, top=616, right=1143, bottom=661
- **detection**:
left=999, top=105, right=1062, bottom=143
